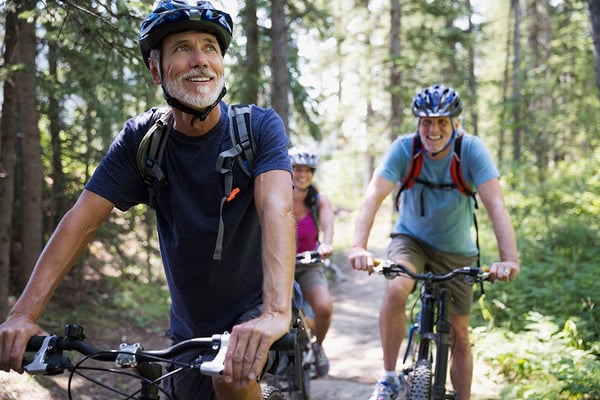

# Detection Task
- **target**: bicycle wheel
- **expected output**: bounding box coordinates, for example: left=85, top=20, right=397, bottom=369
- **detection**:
left=262, top=384, right=285, bottom=400
left=408, top=359, right=432, bottom=400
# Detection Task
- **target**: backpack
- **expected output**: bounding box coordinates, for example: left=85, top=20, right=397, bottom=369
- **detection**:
left=136, top=104, right=256, bottom=260
left=394, top=133, right=481, bottom=265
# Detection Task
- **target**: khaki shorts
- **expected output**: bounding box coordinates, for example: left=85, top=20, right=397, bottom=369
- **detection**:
left=388, top=234, right=479, bottom=315
left=295, top=262, right=328, bottom=292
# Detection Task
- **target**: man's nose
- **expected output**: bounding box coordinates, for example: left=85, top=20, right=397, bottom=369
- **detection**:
left=190, top=49, right=209, bottom=68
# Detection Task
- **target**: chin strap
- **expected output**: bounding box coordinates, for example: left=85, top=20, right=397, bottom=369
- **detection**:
left=430, top=129, right=457, bottom=158
left=162, top=86, right=227, bottom=126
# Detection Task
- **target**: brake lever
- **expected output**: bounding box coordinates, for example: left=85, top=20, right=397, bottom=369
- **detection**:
left=24, top=335, right=72, bottom=375
left=199, top=332, right=230, bottom=376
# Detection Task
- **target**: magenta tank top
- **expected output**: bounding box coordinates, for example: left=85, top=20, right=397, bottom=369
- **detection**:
left=296, top=212, right=318, bottom=252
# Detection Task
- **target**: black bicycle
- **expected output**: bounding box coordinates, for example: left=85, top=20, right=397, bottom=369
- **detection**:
left=23, top=323, right=300, bottom=400
left=373, top=260, right=489, bottom=400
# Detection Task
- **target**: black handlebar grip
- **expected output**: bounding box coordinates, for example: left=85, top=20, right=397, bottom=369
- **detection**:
left=26, top=336, right=47, bottom=352
left=270, top=332, right=296, bottom=351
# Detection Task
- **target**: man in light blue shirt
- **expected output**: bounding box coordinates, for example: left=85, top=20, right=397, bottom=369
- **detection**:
left=349, top=84, right=520, bottom=400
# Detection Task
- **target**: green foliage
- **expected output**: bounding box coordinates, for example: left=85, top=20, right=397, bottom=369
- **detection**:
left=470, top=151, right=600, bottom=397
left=473, top=314, right=600, bottom=399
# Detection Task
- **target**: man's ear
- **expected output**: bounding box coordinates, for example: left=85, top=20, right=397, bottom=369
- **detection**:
left=148, top=58, right=162, bottom=85
left=453, top=117, right=462, bottom=130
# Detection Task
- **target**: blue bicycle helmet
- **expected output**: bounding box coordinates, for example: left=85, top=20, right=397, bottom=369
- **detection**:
left=139, top=0, right=233, bottom=67
left=411, top=84, right=462, bottom=118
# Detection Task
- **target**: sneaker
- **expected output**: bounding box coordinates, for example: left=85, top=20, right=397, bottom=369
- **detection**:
left=311, top=342, right=330, bottom=377
left=368, top=376, right=401, bottom=400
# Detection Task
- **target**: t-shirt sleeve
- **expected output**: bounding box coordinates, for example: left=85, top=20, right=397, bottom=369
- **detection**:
left=85, top=110, right=156, bottom=211
left=375, top=135, right=412, bottom=184
left=250, top=107, right=292, bottom=177
left=463, top=135, right=500, bottom=189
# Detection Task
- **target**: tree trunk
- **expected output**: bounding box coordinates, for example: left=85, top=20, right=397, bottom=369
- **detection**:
left=47, top=34, right=67, bottom=228
left=589, top=0, right=600, bottom=97
left=389, top=0, right=402, bottom=142
left=244, top=0, right=260, bottom=104
left=0, top=5, right=20, bottom=318
left=270, top=0, right=290, bottom=132
left=15, top=0, right=43, bottom=290
left=512, top=0, right=522, bottom=162
left=466, top=0, right=479, bottom=136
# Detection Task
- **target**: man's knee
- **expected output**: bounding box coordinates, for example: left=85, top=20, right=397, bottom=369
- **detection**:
left=450, top=328, right=471, bottom=354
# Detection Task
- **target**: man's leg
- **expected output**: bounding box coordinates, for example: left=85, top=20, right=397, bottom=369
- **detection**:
left=379, top=276, right=414, bottom=371
left=448, top=314, right=473, bottom=400
left=213, top=377, right=261, bottom=400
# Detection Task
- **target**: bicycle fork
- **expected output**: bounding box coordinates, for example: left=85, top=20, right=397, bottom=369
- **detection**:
left=413, top=287, right=453, bottom=400
left=432, top=288, right=451, bottom=400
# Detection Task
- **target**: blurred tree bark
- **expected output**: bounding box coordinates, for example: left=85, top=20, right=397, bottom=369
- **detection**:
left=589, top=0, right=600, bottom=97
left=512, top=0, right=523, bottom=162
left=15, top=0, right=43, bottom=290
left=270, top=0, right=290, bottom=132
left=243, top=0, right=260, bottom=104
left=0, top=4, right=19, bottom=318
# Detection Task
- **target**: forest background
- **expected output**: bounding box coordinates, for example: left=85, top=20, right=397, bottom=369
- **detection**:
left=0, top=0, right=599, bottom=398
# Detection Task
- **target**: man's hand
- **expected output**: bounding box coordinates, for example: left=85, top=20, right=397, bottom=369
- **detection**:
left=348, top=245, right=376, bottom=274
left=489, top=261, right=520, bottom=283
left=0, top=315, right=46, bottom=373
left=222, top=312, right=289, bottom=386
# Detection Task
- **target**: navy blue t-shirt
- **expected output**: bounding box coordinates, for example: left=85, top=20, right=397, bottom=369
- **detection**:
left=86, top=102, right=291, bottom=341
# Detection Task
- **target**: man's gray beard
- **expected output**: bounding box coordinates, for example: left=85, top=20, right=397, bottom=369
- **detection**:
left=165, top=76, right=224, bottom=109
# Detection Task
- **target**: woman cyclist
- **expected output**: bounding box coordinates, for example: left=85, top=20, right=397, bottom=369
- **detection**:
left=290, top=149, right=334, bottom=378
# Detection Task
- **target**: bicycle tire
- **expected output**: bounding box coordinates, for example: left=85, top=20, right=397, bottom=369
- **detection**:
left=262, top=384, right=285, bottom=400
left=409, top=359, right=432, bottom=400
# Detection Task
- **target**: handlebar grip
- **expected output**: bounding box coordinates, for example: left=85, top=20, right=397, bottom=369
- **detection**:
left=26, top=336, right=47, bottom=352
left=270, top=332, right=296, bottom=351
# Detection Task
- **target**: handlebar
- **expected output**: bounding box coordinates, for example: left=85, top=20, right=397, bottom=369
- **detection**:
left=295, top=251, right=322, bottom=265
left=24, top=324, right=296, bottom=377
left=373, top=259, right=490, bottom=285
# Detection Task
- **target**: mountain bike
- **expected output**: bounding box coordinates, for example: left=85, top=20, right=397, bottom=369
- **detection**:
left=373, top=260, right=489, bottom=400
left=23, top=323, right=299, bottom=400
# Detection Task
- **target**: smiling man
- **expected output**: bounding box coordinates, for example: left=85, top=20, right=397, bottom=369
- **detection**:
left=348, top=84, right=520, bottom=400
left=0, top=2, right=295, bottom=400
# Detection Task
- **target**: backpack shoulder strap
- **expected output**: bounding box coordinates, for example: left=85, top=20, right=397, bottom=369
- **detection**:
left=311, top=191, right=320, bottom=231
left=394, top=134, right=423, bottom=209
left=450, top=134, right=481, bottom=267
left=450, top=135, right=476, bottom=197
left=136, top=107, right=173, bottom=208
left=213, top=104, right=256, bottom=260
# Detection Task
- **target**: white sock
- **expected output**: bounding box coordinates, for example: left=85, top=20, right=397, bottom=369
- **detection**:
left=382, top=370, right=398, bottom=380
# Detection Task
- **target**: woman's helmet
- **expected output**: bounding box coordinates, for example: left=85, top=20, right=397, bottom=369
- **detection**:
left=411, top=84, right=462, bottom=118
left=139, top=0, right=233, bottom=67
left=289, top=149, right=319, bottom=169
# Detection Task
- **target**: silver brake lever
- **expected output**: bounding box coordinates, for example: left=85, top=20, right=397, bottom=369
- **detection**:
left=200, top=332, right=230, bottom=376
left=24, top=335, right=55, bottom=375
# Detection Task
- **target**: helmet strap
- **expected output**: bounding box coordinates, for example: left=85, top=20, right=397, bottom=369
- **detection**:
left=162, top=86, right=227, bottom=126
